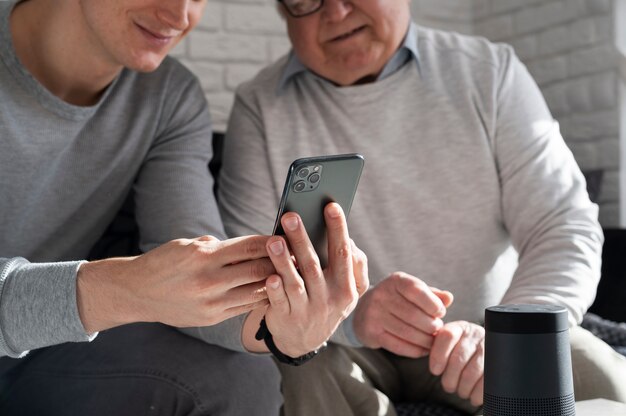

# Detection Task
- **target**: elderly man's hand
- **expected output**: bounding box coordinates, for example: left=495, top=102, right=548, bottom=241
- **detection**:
left=430, top=320, right=485, bottom=407
left=352, top=272, right=453, bottom=358
left=258, top=203, right=368, bottom=358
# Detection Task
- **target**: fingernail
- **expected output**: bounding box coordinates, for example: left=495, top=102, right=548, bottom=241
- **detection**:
left=327, top=204, right=342, bottom=218
left=284, top=216, right=298, bottom=231
left=268, top=279, right=280, bottom=290
left=269, top=240, right=284, bottom=255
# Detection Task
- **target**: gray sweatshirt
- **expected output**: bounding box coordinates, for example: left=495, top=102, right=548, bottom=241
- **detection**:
left=0, top=2, right=227, bottom=357
left=219, top=24, right=603, bottom=346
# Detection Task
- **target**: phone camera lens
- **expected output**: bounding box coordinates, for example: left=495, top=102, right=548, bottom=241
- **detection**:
left=294, top=181, right=306, bottom=192
left=297, top=168, right=310, bottom=178
left=309, top=173, right=320, bottom=184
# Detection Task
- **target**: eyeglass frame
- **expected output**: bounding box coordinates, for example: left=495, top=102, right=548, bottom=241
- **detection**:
left=277, top=0, right=324, bottom=18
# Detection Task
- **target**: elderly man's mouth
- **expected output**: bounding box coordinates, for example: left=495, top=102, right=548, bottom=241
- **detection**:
left=330, top=26, right=367, bottom=42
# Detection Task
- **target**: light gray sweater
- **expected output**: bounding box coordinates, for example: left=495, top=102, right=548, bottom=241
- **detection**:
left=0, top=2, right=227, bottom=357
left=219, top=24, right=603, bottom=346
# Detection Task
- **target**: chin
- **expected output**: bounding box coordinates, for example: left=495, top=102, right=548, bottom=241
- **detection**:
left=125, top=54, right=167, bottom=73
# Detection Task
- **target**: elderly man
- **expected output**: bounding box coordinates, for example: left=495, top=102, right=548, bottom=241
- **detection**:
left=218, top=0, right=626, bottom=414
left=0, top=0, right=367, bottom=414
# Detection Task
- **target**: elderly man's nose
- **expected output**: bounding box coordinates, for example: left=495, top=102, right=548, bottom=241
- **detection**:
left=322, top=0, right=353, bottom=22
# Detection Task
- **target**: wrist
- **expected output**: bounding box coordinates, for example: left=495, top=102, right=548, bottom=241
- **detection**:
left=76, top=257, right=138, bottom=333
left=255, top=317, right=326, bottom=366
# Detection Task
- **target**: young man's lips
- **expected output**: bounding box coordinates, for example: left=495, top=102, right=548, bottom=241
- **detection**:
left=135, top=23, right=175, bottom=44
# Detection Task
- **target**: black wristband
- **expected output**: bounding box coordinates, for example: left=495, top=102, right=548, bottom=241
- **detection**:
left=255, top=317, right=326, bottom=366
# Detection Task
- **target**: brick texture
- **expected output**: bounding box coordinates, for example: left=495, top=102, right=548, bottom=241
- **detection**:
left=473, top=0, right=621, bottom=226
left=177, top=0, right=622, bottom=226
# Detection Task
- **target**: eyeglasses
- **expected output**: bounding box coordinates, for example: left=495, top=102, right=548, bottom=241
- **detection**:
left=278, top=0, right=324, bottom=18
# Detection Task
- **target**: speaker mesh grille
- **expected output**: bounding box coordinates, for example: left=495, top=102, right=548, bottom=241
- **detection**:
left=483, top=393, right=575, bottom=416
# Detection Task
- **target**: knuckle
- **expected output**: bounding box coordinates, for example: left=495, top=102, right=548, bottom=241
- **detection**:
left=250, top=287, right=268, bottom=303
left=171, top=238, right=188, bottom=246
left=285, top=279, right=307, bottom=296
left=197, top=235, right=220, bottom=243
left=448, top=351, right=466, bottom=368
left=389, top=271, right=406, bottom=281
left=244, top=239, right=262, bottom=257
left=272, top=293, right=289, bottom=306
left=335, top=242, right=351, bottom=261
left=301, top=260, right=323, bottom=280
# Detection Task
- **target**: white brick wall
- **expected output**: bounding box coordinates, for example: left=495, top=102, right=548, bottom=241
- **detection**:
left=171, top=0, right=288, bottom=131
left=473, top=0, right=621, bottom=226
left=177, top=0, right=622, bottom=225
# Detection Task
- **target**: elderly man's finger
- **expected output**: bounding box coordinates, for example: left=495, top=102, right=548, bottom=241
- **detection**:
left=384, top=312, right=435, bottom=350
left=266, top=275, right=290, bottom=315
left=351, top=240, right=369, bottom=296
left=324, top=203, right=353, bottom=291
left=279, top=212, right=327, bottom=301
left=267, top=236, right=308, bottom=313
left=379, top=331, right=429, bottom=358
left=440, top=327, right=479, bottom=395
left=456, top=348, right=484, bottom=399
left=392, top=272, right=447, bottom=318
left=429, top=323, right=463, bottom=376
left=470, top=376, right=484, bottom=407
left=430, top=287, right=454, bottom=309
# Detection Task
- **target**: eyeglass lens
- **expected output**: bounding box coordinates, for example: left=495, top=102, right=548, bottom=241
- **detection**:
left=281, top=0, right=323, bottom=17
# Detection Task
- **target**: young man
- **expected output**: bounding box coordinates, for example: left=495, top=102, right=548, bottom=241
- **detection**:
left=0, top=0, right=367, bottom=414
left=219, top=0, right=626, bottom=414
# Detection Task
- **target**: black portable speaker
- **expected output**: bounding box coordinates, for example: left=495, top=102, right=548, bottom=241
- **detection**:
left=483, top=304, right=576, bottom=416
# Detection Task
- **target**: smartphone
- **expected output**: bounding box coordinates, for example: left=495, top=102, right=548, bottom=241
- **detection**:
left=272, top=154, right=365, bottom=267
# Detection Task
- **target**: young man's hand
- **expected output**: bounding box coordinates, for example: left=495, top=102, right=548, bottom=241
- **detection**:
left=352, top=272, right=453, bottom=358
left=243, top=203, right=369, bottom=358
left=76, top=235, right=275, bottom=333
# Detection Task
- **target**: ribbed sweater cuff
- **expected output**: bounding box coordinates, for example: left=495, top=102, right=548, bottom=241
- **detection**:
left=0, top=258, right=96, bottom=358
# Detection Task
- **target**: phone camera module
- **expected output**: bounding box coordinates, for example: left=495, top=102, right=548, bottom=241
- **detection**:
left=297, top=167, right=310, bottom=178
left=294, top=181, right=306, bottom=192
left=309, top=173, right=320, bottom=184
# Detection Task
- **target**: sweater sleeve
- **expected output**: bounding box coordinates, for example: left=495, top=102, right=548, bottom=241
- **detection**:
left=131, top=67, right=256, bottom=350
left=493, top=46, right=603, bottom=326
left=0, top=258, right=95, bottom=358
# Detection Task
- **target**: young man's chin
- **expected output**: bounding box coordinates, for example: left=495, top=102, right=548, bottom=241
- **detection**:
left=127, top=54, right=168, bottom=73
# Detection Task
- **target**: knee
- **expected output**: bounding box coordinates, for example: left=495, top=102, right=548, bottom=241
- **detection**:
left=133, top=334, right=283, bottom=415
left=207, top=352, right=283, bottom=415
left=570, top=326, right=626, bottom=403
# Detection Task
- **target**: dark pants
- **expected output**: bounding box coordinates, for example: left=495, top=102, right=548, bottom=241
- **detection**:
left=0, top=323, right=282, bottom=416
